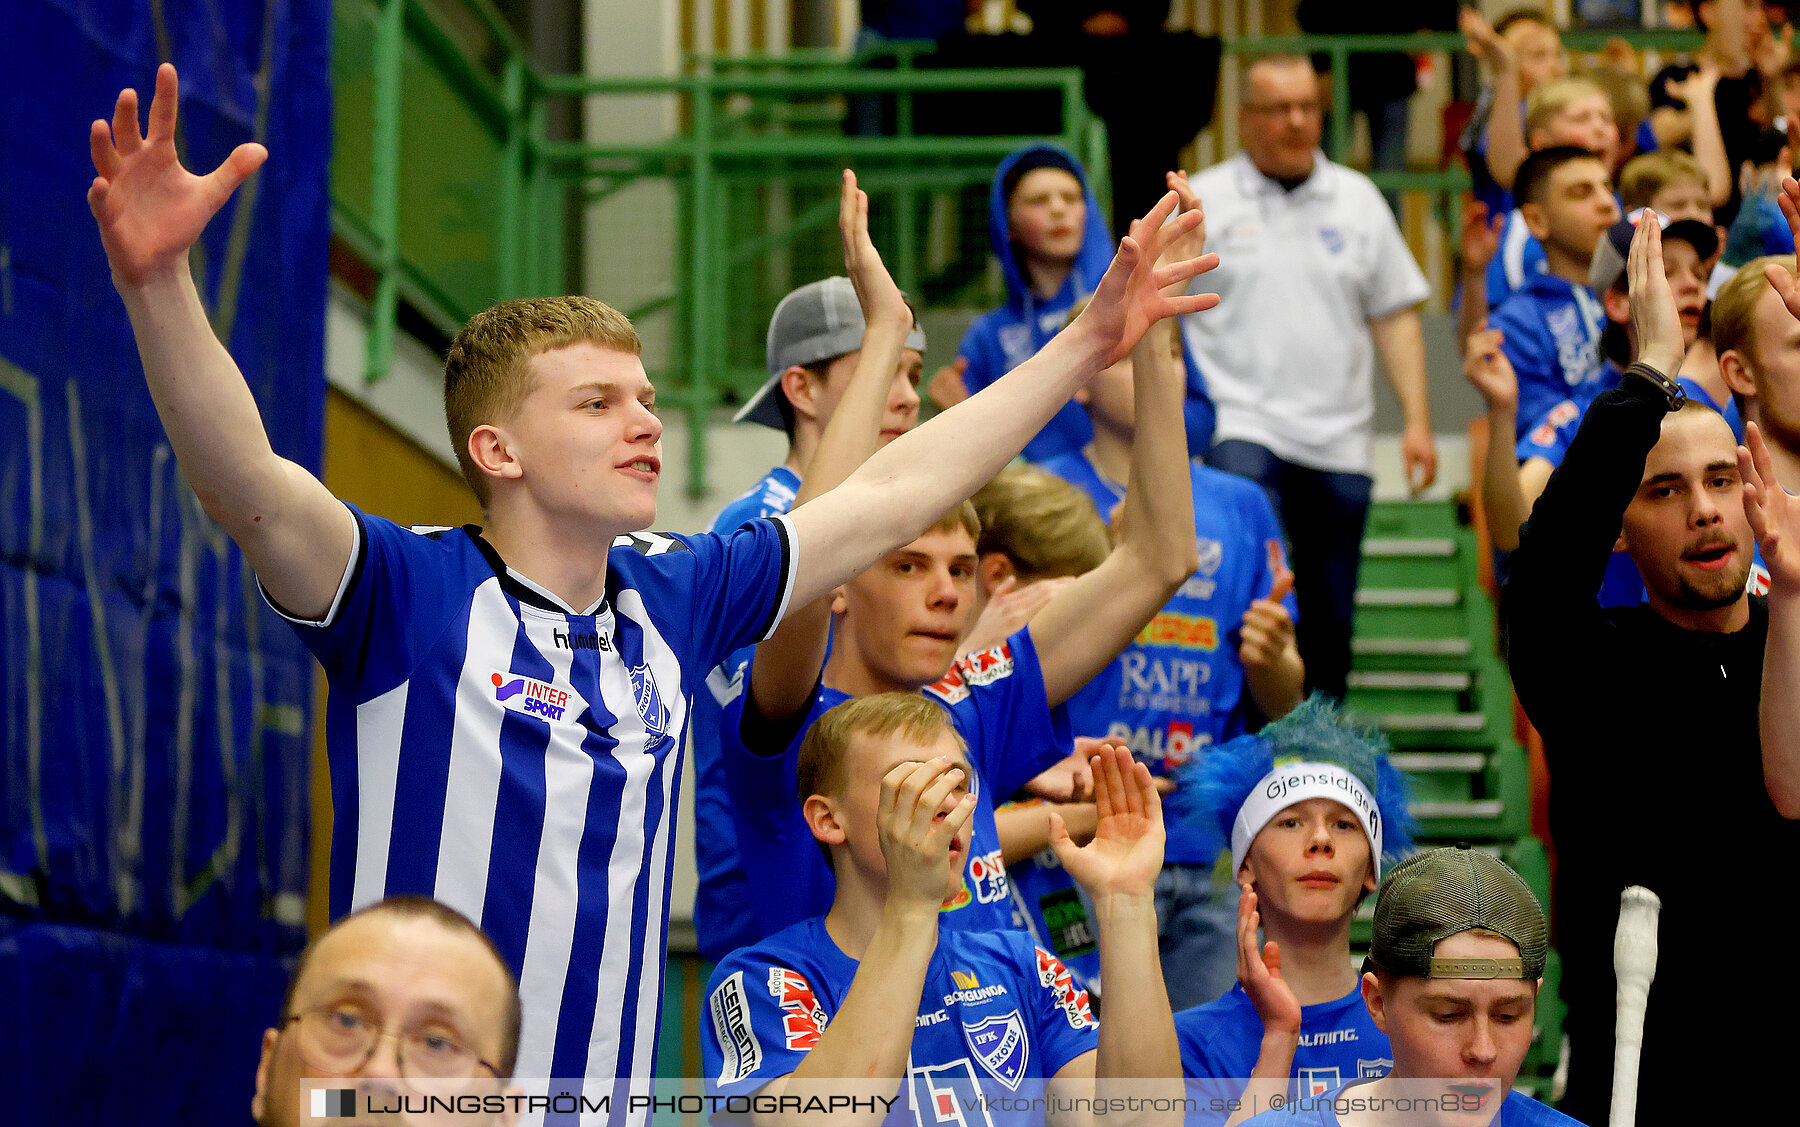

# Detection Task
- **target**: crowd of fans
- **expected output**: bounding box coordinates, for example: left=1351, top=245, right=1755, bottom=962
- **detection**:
left=80, top=4, right=1800, bottom=1125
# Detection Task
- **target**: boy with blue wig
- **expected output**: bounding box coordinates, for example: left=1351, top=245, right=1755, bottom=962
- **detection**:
left=1166, top=698, right=1413, bottom=1124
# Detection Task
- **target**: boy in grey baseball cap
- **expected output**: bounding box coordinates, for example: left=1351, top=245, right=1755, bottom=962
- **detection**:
left=1241, top=844, right=1576, bottom=1126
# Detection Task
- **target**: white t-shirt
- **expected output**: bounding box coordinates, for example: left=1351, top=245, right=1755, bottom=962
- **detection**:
left=1181, top=152, right=1430, bottom=475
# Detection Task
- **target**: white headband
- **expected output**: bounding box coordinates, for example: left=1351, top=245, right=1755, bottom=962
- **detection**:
left=1230, top=762, right=1384, bottom=881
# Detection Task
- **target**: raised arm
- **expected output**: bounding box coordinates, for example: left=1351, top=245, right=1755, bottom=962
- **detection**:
left=89, top=64, right=354, bottom=620
left=1046, top=744, right=1182, bottom=1124
left=1745, top=420, right=1800, bottom=818
left=751, top=759, right=974, bottom=1127
left=1463, top=8, right=1528, bottom=192
left=782, top=190, right=1218, bottom=612
left=1371, top=306, right=1438, bottom=492
left=1219, top=884, right=1304, bottom=1127
left=1465, top=324, right=1535, bottom=553
left=1670, top=66, right=1734, bottom=209
left=749, top=172, right=915, bottom=720
left=1027, top=175, right=1208, bottom=705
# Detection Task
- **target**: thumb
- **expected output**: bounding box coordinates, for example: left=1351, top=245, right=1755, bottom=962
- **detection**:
left=1262, top=939, right=1283, bottom=977
left=1047, top=810, right=1077, bottom=864
left=1267, top=568, right=1293, bottom=604
left=209, top=142, right=268, bottom=199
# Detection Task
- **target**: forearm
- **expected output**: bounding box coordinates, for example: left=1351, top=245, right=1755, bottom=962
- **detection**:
left=1510, top=378, right=1667, bottom=609
left=1486, top=71, right=1527, bottom=191
left=1688, top=87, right=1734, bottom=208
left=1763, top=587, right=1800, bottom=817
left=1456, top=268, right=1490, bottom=348
left=119, top=266, right=289, bottom=530
left=1372, top=308, right=1432, bottom=431
left=1482, top=407, right=1529, bottom=553
left=1244, top=651, right=1305, bottom=721
left=996, top=801, right=1096, bottom=864
left=760, top=907, right=938, bottom=1127
left=788, top=327, right=1105, bottom=605
left=1029, top=327, right=1197, bottom=706
left=1091, top=891, right=1182, bottom=1097
left=1219, top=1034, right=1302, bottom=1127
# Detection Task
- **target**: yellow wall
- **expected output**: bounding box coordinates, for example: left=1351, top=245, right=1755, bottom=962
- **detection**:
left=306, top=387, right=482, bottom=936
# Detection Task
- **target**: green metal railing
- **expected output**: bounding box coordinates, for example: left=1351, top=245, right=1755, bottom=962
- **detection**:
left=329, top=6, right=1703, bottom=496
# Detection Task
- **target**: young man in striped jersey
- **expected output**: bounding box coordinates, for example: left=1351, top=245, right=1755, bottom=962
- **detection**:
left=86, top=66, right=1219, bottom=1100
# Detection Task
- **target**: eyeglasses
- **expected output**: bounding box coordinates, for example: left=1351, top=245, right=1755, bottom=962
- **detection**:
left=281, top=1006, right=502, bottom=1083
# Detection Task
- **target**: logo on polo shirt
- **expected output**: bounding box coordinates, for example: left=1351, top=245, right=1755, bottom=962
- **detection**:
left=1196, top=538, right=1223, bottom=577
left=768, top=968, right=828, bottom=1051
left=492, top=672, right=571, bottom=722
left=1320, top=226, right=1345, bottom=255
left=965, top=1011, right=1030, bottom=1090
left=1300, top=1067, right=1341, bottom=1096
left=927, top=643, right=1014, bottom=705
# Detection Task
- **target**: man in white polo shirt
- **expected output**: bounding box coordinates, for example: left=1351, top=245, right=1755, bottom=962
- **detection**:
left=1182, top=54, right=1437, bottom=701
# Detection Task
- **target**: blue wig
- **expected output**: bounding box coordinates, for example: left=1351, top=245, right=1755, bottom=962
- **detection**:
left=1163, top=695, right=1415, bottom=873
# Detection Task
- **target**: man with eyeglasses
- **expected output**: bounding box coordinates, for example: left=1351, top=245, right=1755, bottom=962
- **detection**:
left=1179, top=53, right=1438, bottom=705
left=251, top=896, right=523, bottom=1125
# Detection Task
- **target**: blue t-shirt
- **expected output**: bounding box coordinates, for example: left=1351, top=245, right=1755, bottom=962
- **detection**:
left=703, top=919, right=1099, bottom=1122
left=1176, top=983, right=1391, bottom=1123
left=1678, top=377, right=1746, bottom=442
left=1239, top=1080, right=1581, bottom=1127
left=1489, top=273, right=1608, bottom=444
left=719, top=631, right=1073, bottom=946
left=1040, top=452, right=1298, bottom=865
left=274, top=504, right=797, bottom=1085
left=1485, top=208, right=1547, bottom=311
left=694, top=465, right=804, bottom=961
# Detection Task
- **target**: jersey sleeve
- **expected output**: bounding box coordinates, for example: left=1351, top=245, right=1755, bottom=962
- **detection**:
left=1019, top=940, right=1100, bottom=1077
left=1361, top=186, right=1431, bottom=318
left=719, top=689, right=838, bottom=940
left=703, top=952, right=831, bottom=1096
left=646, top=515, right=799, bottom=673
left=1515, top=397, right=1581, bottom=467
left=924, top=629, right=1073, bottom=802
left=262, top=504, right=469, bottom=699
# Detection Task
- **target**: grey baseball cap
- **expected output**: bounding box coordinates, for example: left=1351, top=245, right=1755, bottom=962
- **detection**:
left=735, top=276, right=927, bottom=429
left=1367, top=844, right=1549, bottom=980
left=1590, top=209, right=1720, bottom=293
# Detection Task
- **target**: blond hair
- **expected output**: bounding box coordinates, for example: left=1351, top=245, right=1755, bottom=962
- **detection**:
left=1713, top=256, right=1797, bottom=376
left=972, top=465, right=1110, bottom=580
left=1618, top=150, right=1708, bottom=212
left=444, top=296, right=642, bottom=503
left=797, top=692, right=966, bottom=806
left=1524, top=77, right=1610, bottom=140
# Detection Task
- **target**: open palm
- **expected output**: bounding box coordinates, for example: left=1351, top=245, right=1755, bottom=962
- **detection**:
left=1050, top=743, right=1164, bottom=897
left=87, top=64, right=267, bottom=287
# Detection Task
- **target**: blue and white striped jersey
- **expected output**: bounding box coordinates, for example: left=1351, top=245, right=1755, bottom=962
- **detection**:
left=270, top=503, right=797, bottom=1092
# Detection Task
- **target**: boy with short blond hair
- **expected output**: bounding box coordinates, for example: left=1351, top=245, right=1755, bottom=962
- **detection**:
left=702, top=698, right=1180, bottom=1124
left=1618, top=150, right=1715, bottom=222
left=88, top=65, right=1217, bottom=1091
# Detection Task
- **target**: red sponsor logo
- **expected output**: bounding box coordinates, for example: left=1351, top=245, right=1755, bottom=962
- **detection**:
left=1135, top=612, right=1219, bottom=651
left=927, top=642, right=1015, bottom=704
left=768, top=968, right=828, bottom=1050
left=1034, top=947, right=1096, bottom=1030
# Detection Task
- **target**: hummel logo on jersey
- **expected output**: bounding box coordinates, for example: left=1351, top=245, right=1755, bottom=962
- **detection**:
left=553, top=628, right=610, bottom=651
left=491, top=672, right=571, bottom=721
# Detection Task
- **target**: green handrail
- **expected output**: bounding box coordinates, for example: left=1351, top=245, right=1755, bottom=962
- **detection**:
left=331, top=5, right=1708, bottom=496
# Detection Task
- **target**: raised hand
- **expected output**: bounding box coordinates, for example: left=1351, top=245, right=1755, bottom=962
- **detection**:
left=878, top=757, right=978, bottom=911
left=1236, top=882, right=1302, bottom=1038
left=1765, top=177, right=1800, bottom=322
left=839, top=169, right=913, bottom=337
left=1627, top=216, right=1686, bottom=376
left=1463, top=324, right=1519, bottom=411
left=1239, top=569, right=1297, bottom=673
left=1460, top=198, right=1501, bottom=274
left=88, top=64, right=268, bottom=288
left=1048, top=742, right=1164, bottom=898
left=1460, top=7, right=1513, bottom=71
left=1070, top=190, right=1221, bottom=368
left=960, top=574, right=1076, bottom=658
left=1742, top=422, right=1800, bottom=590
left=1161, top=171, right=1207, bottom=296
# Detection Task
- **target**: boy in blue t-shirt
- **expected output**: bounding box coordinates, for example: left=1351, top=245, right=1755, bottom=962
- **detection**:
left=1167, top=699, right=1412, bottom=1124
left=709, top=196, right=1213, bottom=955
left=1041, top=266, right=1304, bottom=1010
left=89, top=71, right=1220, bottom=1093
left=1237, top=847, right=1576, bottom=1127
left=702, top=695, right=1180, bottom=1122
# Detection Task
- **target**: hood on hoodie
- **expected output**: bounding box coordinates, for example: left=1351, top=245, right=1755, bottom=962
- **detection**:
left=989, top=143, right=1116, bottom=319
